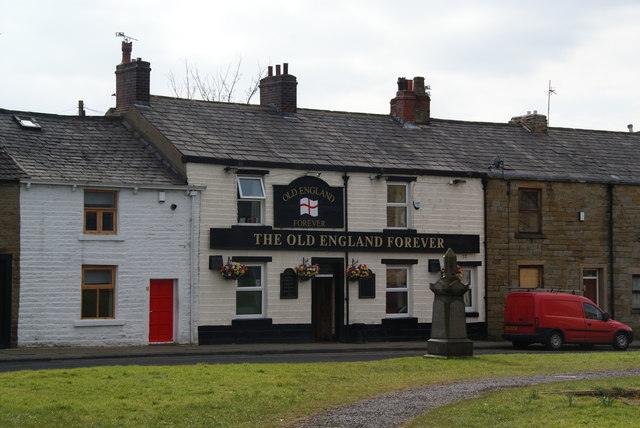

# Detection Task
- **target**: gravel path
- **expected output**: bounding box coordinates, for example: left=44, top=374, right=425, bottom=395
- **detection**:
left=293, top=369, right=640, bottom=428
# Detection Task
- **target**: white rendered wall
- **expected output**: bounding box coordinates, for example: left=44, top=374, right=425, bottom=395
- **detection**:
left=17, top=183, right=199, bottom=347
left=188, top=164, right=485, bottom=327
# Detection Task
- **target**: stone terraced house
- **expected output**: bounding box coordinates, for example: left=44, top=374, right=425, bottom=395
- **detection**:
left=0, top=108, right=202, bottom=347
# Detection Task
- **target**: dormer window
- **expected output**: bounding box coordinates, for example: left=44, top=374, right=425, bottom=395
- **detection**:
left=237, top=177, right=265, bottom=224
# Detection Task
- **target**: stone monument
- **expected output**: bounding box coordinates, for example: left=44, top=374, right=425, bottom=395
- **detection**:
left=426, top=248, right=473, bottom=357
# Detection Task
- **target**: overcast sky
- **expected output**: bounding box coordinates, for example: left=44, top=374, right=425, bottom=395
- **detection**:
left=2, top=0, right=640, bottom=132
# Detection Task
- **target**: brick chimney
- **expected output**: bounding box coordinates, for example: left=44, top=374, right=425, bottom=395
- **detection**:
left=259, top=63, right=297, bottom=115
left=509, top=111, right=547, bottom=134
left=390, top=76, right=430, bottom=125
left=115, top=41, right=151, bottom=111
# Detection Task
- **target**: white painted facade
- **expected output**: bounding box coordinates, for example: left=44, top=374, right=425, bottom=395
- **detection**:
left=188, top=163, right=485, bottom=334
left=17, top=182, right=201, bottom=346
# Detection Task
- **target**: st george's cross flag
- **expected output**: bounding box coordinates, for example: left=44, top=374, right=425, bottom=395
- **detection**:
left=299, top=197, right=319, bottom=217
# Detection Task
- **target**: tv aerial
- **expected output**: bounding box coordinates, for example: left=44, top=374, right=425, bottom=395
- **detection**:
left=115, top=32, right=138, bottom=42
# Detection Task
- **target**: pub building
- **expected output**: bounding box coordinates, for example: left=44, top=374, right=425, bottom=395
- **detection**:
left=111, top=42, right=486, bottom=343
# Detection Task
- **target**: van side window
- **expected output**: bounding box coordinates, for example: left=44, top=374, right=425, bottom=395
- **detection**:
left=583, top=302, right=604, bottom=320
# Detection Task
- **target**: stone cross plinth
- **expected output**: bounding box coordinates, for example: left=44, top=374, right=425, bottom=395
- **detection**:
left=426, top=248, right=473, bottom=357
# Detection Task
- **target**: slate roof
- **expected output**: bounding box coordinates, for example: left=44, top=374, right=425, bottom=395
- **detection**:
left=0, top=108, right=185, bottom=185
left=137, top=95, right=640, bottom=183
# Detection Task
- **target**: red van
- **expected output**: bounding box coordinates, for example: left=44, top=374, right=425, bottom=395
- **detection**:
left=502, top=291, right=633, bottom=350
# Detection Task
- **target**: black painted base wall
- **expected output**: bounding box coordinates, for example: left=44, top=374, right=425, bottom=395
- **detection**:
left=198, top=318, right=487, bottom=345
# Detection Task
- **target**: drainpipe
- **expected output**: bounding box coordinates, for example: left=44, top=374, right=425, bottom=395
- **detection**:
left=608, top=183, right=615, bottom=318
left=189, top=190, right=199, bottom=344
left=343, top=172, right=350, bottom=339
left=482, top=177, right=489, bottom=339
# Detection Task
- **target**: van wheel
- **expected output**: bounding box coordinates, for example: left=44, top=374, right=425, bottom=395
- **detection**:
left=546, top=331, right=563, bottom=350
left=613, top=332, right=629, bottom=351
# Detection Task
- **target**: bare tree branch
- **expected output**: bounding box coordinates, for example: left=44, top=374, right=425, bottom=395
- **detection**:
left=167, top=57, right=262, bottom=104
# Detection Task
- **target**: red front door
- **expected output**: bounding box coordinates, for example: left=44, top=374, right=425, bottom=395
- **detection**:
left=149, top=279, right=174, bottom=343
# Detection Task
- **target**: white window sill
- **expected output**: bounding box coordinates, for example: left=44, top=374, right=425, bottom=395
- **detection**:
left=74, top=320, right=126, bottom=327
left=78, top=235, right=124, bottom=242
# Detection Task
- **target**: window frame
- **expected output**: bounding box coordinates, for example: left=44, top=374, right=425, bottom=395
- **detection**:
left=518, top=188, right=542, bottom=233
left=235, top=264, right=265, bottom=318
left=237, top=176, right=265, bottom=225
left=84, top=189, right=118, bottom=235
left=386, top=182, right=409, bottom=229
left=519, top=265, right=543, bottom=288
left=385, top=266, right=410, bottom=317
left=461, top=267, right=477, bottom=312
left=81, top=265, right=116, bottom=319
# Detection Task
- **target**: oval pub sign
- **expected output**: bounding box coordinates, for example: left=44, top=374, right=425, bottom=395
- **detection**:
left=273, top=176, right=344, bottom=228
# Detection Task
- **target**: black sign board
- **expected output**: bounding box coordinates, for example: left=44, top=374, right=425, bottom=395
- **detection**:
left=280, top=268, right=298, bottom=299
left=273, top=176, right=344, bottom=228
left=210, top=228, right=480, bottom=254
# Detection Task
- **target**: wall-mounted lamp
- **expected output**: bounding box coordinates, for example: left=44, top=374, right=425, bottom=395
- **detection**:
left=578, top=211, right=585, bottom=222
left=158, top=191, right=166, bottom=203
left=448, top=179, right=466, bottom=185
left=224, top=166, right=239, bottom=173
left=369, top=174, right=387, bottom=180
left=305, top=172, right=321, bottom=177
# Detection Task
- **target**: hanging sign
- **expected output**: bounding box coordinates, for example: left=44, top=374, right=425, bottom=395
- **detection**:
left=273, top=176, right=344, bottom=228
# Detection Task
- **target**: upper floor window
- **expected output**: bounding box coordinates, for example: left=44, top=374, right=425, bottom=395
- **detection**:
left=81, top=265, right=115, bottom=319
left=237, top=177, right=265, bottom=224
left=236, top=265, right=264, bottom=317
left=84, top=190, right=117, bottom=234
left=518, top=188, right=541, bottom=233
left=386, top=266, right=409, bottom=316
left=387, top=183, right=408, bottom=229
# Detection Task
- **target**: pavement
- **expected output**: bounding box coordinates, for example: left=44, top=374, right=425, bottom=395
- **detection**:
left=0, top=340, right=637, bottom=363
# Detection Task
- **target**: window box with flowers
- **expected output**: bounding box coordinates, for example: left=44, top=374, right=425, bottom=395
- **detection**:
left=219, top=259, right=248, bottom=280
left=346, top=260, right=372, bottom=282
left=293, top=258, right=319, bottom=281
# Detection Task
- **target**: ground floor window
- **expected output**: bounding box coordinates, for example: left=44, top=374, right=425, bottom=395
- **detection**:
left=462, top=267, right=477, bottom=312
left=632, top=275, right=640, bottom=310
left=81, top=265, right=115, bottom=318
left=236, top=265, right=264, bottom=317
left=519, top=265, right=543, bottom=288
left=386, top=266, right=409, bottom=316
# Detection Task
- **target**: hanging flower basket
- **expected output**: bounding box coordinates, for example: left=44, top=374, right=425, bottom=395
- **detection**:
left=294, top=258, right=319, bottom=281
left=219, top=258, right=248, bottom=280
left=346, top=260, right=372, bottom=281
left=441, top=265, right=463, bottom=280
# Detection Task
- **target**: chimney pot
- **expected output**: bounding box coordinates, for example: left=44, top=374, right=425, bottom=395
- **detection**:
left=628, top=124, right=634, bottom=133
left=267, top=65, right=273, bottom=77
left=283, top=63, right=289, bottom=74
left=121, top=41, right=132, bottom=63
left=276, top=64, right=281, bottom=76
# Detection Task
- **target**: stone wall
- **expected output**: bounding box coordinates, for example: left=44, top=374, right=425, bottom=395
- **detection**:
left=0, top=183, right=20, bottom=346
left=486, top=178, right=640, bottom=337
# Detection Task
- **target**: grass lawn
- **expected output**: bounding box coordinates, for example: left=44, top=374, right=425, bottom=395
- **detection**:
left=0, top=352, right=637, bottom=427
left=406, top=376, right=640, bottom=428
